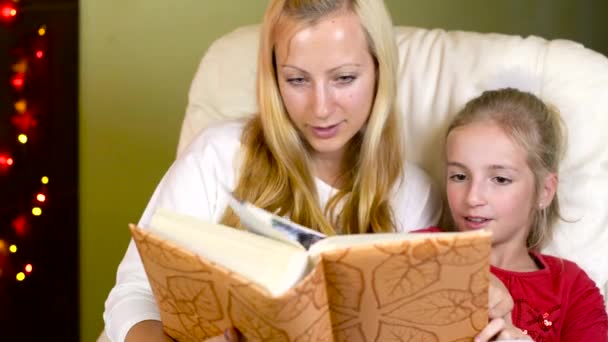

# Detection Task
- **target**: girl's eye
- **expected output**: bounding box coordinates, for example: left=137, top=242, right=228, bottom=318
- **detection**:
left=493, top=176, right=512, bottom=185
left=336, top=75, right=356, bottom=84
left=449, top=174, right=467, bottom=182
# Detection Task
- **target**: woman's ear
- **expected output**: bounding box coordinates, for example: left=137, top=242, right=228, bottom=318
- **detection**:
left=539, top=172, right=558, bottom=209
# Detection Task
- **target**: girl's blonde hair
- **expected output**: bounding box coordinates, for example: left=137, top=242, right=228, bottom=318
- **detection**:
left=220, top=0, right=404, bottom=235
left=447, top=88, right=566, bottom=249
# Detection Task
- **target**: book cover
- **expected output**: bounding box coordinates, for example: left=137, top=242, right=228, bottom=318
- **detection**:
left=131, top=219, right=491, bottom=341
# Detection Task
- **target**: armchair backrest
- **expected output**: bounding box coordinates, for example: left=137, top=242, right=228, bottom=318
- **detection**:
left=179, top=25, right=608, bottom=306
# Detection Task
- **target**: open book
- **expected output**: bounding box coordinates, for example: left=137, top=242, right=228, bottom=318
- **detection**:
left=131, top=199, right=491, bottom=341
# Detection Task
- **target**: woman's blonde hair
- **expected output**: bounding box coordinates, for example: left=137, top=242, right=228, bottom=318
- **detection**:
left=446, top=88, right=566, bottom=249
left=220, top=0, right=404, bottom=235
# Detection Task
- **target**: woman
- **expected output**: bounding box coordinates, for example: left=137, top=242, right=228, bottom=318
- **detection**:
left=103, top=1, right=442, bottom=341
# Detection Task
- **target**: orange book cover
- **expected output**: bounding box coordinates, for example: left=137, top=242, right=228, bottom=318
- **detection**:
left=131, top=225, right=491, bottom=342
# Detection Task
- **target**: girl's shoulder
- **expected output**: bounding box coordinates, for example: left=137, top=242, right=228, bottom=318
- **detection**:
left=534, top=252, right=599, bottom=289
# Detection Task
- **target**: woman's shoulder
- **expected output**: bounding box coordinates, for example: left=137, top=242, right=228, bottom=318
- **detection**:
left=391, top=161, right=442, bottom=231
left=183, top=118, right=246, bottom=153
left=180, top=119, right=246, bottom=157
left=398, top=161, right=435, bottom=192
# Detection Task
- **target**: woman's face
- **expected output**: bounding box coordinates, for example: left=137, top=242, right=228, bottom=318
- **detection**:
left=274, top=11, right=377, bottom=164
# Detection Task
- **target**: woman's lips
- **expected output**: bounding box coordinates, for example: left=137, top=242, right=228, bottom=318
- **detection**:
left=311, top=122, right=341, bottom=139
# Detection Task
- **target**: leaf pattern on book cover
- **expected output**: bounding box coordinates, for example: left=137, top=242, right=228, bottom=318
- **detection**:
left=411, top=239, right=440, bottom=262
left=469, top=266, right=489, bottom=297
left=228, top=282, right=316, bottom=322
left=329, top=307, right=358, bottom=328
left=374, top=321, right=439, bottom=341
left=334, top=323, right=365, bottom=342
left=167, top=276, right=223, bottom=322
left=471, top=307, right=488, bottom=331
left=150, top=277, right=179, bottom=315
left=135, top=229, right=212, bottom=273
left=294, top=310, right=333, bottom=342
left=386, top=289, right=475, bottom=325
left=373, top=253, right=440, bottom=307
left=309, top=264, right=329, bottom=309
left=325, top=257, right=364, bottom=310
left=173, top=312, right=223, bottom=341
left=436, top=235, right=490, bottom=266
left=228, top=292, right=290, bottom=341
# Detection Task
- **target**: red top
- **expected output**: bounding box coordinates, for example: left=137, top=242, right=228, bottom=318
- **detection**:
left=414, top=227, right=608, bottom=341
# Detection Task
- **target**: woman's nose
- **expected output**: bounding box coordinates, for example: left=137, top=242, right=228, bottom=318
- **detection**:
left=312, top=83, right=334, bottom=119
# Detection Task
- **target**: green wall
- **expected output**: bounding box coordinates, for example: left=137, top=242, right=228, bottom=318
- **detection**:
left=80, top=1, right=607, bottom=340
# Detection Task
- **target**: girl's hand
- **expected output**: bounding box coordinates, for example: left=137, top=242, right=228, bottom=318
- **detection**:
left=488, top=273, right=513, bottom=319
left=475, top=317, right=532, bottom=341
left=475, top=274, right=531, bottom=341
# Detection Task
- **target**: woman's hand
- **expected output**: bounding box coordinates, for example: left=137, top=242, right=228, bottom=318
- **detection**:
left=204, top=328, right=243, bottom=342
left=124, top=320, right=176, bottom=342
left=475, top=317, right=532, bottom=341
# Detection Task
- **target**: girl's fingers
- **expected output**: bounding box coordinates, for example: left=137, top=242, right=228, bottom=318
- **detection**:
left=475, top=318, right=506, bottom=342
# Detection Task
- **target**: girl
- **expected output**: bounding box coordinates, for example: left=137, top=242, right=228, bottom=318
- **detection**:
left=441, top=88, right=608, bottom=341
left=102, top=1, right=442, bottom=341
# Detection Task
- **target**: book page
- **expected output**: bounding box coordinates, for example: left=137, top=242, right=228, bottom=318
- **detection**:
left=148, top=208, right=311, bottom=296
left=227, top=195, right=325, bottom=250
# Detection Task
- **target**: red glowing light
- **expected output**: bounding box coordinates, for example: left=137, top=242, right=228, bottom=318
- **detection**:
left=11, top=112, right=37, bottom=132
left=36, top=50, right=43, bottom=59
left=11, top=215, right=29, bottom=236
left=0, top=155, right=14, bottom=166
left=25, top=264, right=32, bottom=273
left=11, top=74, right=25, bottom=89
left=1, top=5, right=17, bottom=19
left=36, top=194, right=46, bottom=202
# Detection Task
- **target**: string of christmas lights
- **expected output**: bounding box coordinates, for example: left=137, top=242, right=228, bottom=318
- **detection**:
left=1, top=0, right=50, bottom=284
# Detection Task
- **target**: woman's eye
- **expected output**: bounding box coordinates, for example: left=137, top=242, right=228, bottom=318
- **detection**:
left=336, top=75, right=356, bottom=84
left=493, top=176, right=512, bottom=185
left=286, top=77, right=306, bottom=85
left=449, top=174, right=466, bottom=182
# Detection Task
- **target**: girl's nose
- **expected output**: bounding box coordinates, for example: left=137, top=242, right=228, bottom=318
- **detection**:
left=466, top=182, right=486, bottom=207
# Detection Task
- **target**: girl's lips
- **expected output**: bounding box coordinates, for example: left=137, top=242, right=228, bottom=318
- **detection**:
left=462, top=216, right=491, bottom=230
left=311, top=122, right=341, bottom=139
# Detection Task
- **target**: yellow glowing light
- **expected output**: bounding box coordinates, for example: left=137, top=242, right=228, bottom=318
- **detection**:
left=11, top=60, right=27, bottom=74
left=16, top=272, right=25, bottom=281
left=32, top=207, right=42, bottom=216
left=38, top=25, right=46, bottom=36
left=9, top=245, right=17, bottom=253
left=18, top=134, right=28, bottom=144
left=41, top=176, right=49, bottom=184
left=14, top=99, right=27, bottom=113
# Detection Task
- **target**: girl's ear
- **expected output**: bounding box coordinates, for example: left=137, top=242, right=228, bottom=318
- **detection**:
left=539, top=172, right=558, bottom=209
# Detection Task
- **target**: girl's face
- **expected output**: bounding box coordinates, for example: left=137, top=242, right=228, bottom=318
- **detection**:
left=274, top=11, right=377, bottom=165
left=445, top=120, right=537, bottom=249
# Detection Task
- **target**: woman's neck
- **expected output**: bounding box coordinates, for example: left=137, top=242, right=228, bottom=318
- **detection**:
left=311, top=152, right=344, bottom=188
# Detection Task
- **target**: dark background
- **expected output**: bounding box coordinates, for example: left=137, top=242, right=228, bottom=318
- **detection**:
left=0, top=0, right=78, bottom=340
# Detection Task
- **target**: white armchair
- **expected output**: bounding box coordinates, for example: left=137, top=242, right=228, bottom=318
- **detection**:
left=99, top=24, right=608, bottom=341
